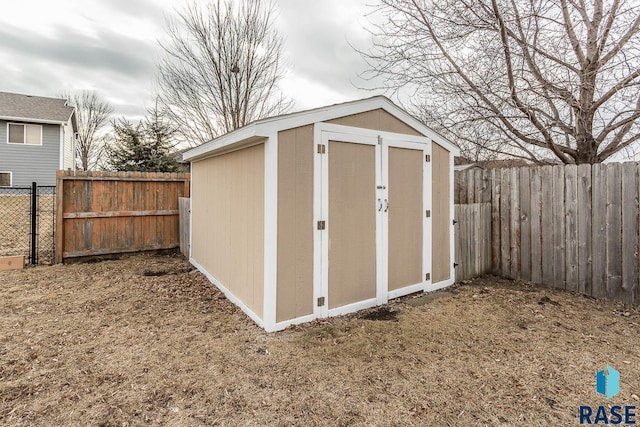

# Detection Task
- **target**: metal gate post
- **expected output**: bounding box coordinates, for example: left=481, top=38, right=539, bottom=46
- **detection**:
left=30, top=182, right=37, bottom=265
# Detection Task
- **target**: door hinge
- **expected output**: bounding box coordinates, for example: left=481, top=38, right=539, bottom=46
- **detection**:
left=425, top=154, right=431, bottom=162
left=317, top=144, right=326, bottom=154
left=317, top=296, right=325, bottom=307
left=425, top=273, right=431, bottom=281
left=453, top=219, right=458, bottom=225
left=454, top=263, right=459, bottom=268
left=317, top=220, right=326, bottom=230
left=425, top=210, right=431, bottom=218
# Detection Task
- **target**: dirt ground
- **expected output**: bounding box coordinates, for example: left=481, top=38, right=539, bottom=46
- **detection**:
left=1, top=254, right=639, bottom=426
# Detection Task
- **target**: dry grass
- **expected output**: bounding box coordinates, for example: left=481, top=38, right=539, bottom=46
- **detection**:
left=1, top=254, right=639, bottom=426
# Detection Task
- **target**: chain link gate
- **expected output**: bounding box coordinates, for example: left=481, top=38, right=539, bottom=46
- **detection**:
left=0, top=182, right=56, bottom=265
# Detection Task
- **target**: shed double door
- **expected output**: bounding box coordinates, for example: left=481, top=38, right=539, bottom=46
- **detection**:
left=315, top=130, right=431, bottom=317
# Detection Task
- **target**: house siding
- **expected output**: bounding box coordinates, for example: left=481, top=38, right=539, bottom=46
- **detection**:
left=0, top=120, right=61, bottom=186
left=63, top=120, right=74, bottom=170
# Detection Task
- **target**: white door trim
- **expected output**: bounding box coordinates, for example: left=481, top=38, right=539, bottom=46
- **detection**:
left=382, top=138, right=432, bottom=298
left=313, top=122, right=433, bottom=318
left=318, top=129, right=379, bottom=315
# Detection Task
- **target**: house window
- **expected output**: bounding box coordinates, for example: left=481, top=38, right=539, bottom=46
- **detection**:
left=0, top=172, right=11, bottom=187
left=7, top=123, right=42, bottom=145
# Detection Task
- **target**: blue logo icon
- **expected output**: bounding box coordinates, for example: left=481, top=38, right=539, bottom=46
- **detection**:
left=596, top=366, right=620, bottom=399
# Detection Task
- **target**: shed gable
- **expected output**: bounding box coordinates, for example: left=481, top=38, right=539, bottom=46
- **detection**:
left=327, top=109, right=422, bottom=136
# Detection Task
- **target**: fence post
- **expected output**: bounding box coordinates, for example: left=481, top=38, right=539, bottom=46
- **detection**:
left=55, top=171, right=64, bottom=264
left=30, top=181, right=37, bottom=265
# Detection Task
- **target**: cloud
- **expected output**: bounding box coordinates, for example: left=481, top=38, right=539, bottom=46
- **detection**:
left=0, top=24, right=155, bottom=79
left=274, top=0, right=383, bottom=107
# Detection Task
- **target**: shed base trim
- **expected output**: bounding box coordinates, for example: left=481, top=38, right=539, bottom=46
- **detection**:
left=427, top=278, right=455, bottom=292
left=273, top=313, right=317, bottom=332
left=327, top=297, right=378, bottom=318
left=388, top=282, right=426, bottom=300
left=190, top=258, right=265, bottom=329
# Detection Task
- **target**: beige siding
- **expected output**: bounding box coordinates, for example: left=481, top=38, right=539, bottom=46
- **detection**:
left=192, top=144, right=265, bottom=319
left=328, top=140, right=377, bottom=308
left=276, top=125, right=314, bottom=322
left=327, top=109, right=422, bottom=136
left=432, top=143, right=451, bottom=283
left=388, top=147, right=423, bottom=290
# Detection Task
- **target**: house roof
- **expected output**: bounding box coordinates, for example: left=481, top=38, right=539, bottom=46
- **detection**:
left=0, top=91, right=75, bottom=125
left=183, top=96, right=460, bottom=162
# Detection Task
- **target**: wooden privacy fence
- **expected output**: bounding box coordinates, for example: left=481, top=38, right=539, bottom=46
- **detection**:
left=55, top=171, right=190, bottom=263
left=454, top=203, right=491, bottom=281
left=455, top=163, right=640, bottom=305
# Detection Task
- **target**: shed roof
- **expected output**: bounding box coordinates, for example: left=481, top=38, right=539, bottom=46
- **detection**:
left=0, top=91, right=75, bottom=125
left=183, top=96, right=459, bottom=162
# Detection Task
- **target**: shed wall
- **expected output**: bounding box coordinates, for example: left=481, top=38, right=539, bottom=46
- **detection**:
left=432, top=142, right=451, bottom=283
left=63, top=120, right=74, bottom=170
left=276, top=126, right=314, bottom=322
left=191, top=144, right=265, bottom=319
left=327, top=109, right=421, bottom=136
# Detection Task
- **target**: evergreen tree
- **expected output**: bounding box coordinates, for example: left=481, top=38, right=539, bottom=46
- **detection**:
left=107, top=106, right=183, bottom=172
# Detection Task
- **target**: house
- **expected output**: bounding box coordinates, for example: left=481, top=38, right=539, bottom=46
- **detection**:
left=183, top=96, right=459, bottom=332
left=0, top=92, right=77, bottom=187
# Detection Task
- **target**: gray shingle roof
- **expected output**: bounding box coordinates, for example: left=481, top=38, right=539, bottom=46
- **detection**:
left=0, top=91, right=75, bottom=123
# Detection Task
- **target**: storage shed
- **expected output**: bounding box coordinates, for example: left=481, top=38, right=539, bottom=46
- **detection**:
left=183, top=96, right=459, bottom=332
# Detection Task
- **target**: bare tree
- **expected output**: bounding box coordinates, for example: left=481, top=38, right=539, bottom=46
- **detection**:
left=361, top=0, right=640, bottom=164
left=157, top=0, right=292, bottom=146
left=63, top=91, right=114, bottom=170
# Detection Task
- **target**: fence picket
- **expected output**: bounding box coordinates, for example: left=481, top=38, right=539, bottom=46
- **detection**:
left=500, top=169, right=511, bottom=278
left=519, top=167, right=531, bottom=281
left=529, top=167, right=542, bottom=284
left=621, top=163, right=638, bottom=304
left=565, top=164, right=578, bottom=292
left=509, top=169, right=520, bottom=279
left=491, top=169, right=501, bottom=273
left=591, top=164, right=607, bottom=298
left=577, top=164, right=592, bottom=296
left=606, top=163, right=623, bottom=300
left=540, top=166, right=555, bottom=286
left=552, top=165, right=566, bottom=289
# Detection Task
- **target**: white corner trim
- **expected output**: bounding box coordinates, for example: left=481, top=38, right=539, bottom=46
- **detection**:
left=190, top=257, right=266, bottom=329
left=263, top=133, right=278, bottom=332
left=312, top=122, right=324, bottom=319
left=59, top=126, right=64, bottom=169
left=449, top=151, right=456, bottom=283
left=188, top=176, right=193, bottom=260
left=423, top=141, right=433, bottom=293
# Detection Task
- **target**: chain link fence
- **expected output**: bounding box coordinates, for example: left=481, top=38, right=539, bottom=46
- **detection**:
left=36, top=186, right=56, bottom=264
left=0, top=183, right=56, bottom=265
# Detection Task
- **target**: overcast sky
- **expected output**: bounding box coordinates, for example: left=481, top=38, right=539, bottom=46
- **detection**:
left=0, top=0, right=383, bottom=121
